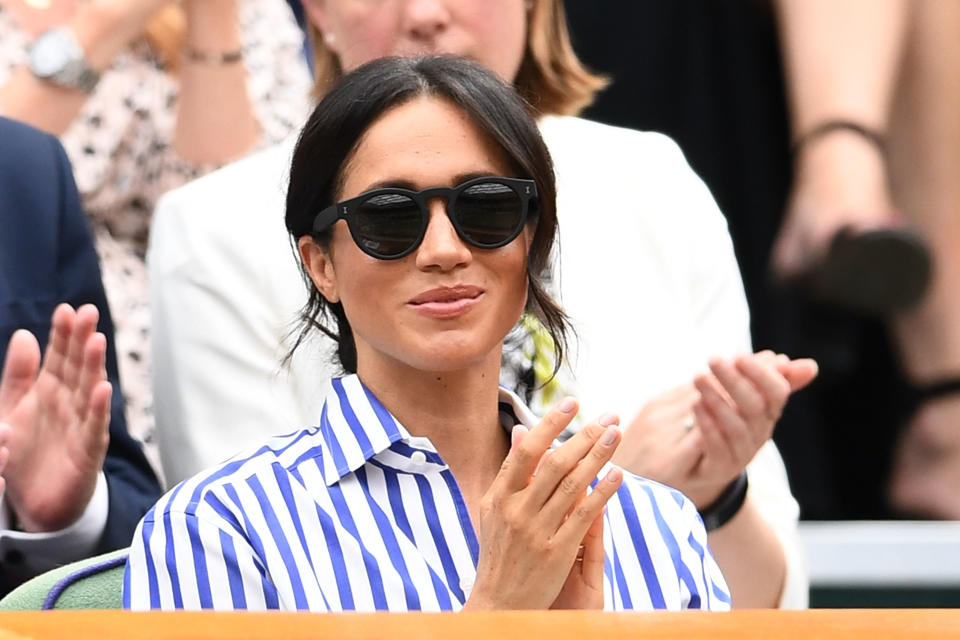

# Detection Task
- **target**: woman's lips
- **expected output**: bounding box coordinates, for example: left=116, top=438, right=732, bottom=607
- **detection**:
left=409, top=286, right=484, bottom=318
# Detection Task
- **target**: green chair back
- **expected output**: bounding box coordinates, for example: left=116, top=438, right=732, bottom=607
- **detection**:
left=0, top=548, right=128, bottom=610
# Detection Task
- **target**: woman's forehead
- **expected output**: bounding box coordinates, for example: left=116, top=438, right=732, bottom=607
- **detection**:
left=339, top=97, right=513, bottom=194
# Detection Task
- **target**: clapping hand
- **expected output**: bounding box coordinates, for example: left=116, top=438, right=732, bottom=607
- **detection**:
left=614, top=351, right=818, bottom=508
left=0, top=304, right=111, bottom=533
left=465, top=398, right=623, bottom=610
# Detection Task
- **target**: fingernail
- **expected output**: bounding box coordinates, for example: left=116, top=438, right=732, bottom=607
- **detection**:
left=511, top=425, right=527, bottom=445
left=605, top=466, right=622, bottom=483
left=601, top=427, right=618, bottom=446
left=558, top=397, right=576, bottom=413
left=597, top=412, right=618, bottom=427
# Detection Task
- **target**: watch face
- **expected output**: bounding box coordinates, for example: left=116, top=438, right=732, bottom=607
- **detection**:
left=30, top=29, right=79, bottom=79
left=31, top=40, right=70, bottom=77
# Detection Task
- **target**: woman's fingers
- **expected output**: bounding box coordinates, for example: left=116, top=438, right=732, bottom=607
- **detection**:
left=526, top=413, right=618, bottom=508
left=735, top=355, right=791, bottom=421
left=692, top=395, right=733, bottom=468
left=578, top=511, right=606, bottom=590
left=709, top=357, right=766, bottom=419
left=540, top=427, right=621, bottom=527
left=778, top=357, right=819, bottom=391
left=555, top=465, right=622, bottom=548
left=499, top=397, right=580, bottom=492
left=694, top=373, right=756, bottom=464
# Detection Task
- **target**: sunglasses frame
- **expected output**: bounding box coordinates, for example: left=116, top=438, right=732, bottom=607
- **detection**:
left=312, top=176, right=539, bottom=260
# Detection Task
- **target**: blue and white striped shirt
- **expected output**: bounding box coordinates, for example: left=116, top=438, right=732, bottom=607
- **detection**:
left=124, top=375, right=730, bottom=611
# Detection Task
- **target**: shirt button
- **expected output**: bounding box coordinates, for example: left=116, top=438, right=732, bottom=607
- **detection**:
left=410, top=450, right=427, bottom=467
left=459, top=576, right=475, bottom=593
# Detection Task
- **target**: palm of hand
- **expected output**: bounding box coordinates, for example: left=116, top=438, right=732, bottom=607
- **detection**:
left=615, top=353, right=817, bottom=508
left=0, top=306, right=111, bottom=533
left=2, top=363, right=106, bottom=532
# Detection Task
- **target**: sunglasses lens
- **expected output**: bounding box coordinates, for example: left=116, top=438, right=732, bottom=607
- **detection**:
left=455, top=181, right=524, bottom=247
left=354, top=193, right=424, bottom=257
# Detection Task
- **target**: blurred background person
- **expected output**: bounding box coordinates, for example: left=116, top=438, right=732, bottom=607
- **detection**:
left=0, top=116, right=161, bottom=594
left=564, top=0, right=960, bottom=520
left=0, top=0, right=312, bottom=470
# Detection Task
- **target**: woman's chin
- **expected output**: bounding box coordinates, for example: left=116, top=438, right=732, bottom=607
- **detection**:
left=397, top=338, right=500, bottom=375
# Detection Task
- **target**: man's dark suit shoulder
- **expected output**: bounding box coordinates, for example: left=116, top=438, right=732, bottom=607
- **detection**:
left=0, top=117, right=161, bottom=592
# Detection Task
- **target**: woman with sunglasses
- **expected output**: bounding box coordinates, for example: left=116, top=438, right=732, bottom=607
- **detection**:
left=150, top=0, right=811, bottom=609
left=124, top=56, right=729, bottom=611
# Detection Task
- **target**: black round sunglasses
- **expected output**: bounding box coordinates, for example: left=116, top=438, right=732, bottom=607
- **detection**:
left=311, top=176, right=539, bottom=260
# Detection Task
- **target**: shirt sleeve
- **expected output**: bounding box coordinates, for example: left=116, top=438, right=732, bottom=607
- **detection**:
left=606, top=474, right=731, bottom=611
left=123, top=487, right=279, bottom=610
left=671, top=487, right=733, bottom=611
left=0, top=472, right=108, bottom=581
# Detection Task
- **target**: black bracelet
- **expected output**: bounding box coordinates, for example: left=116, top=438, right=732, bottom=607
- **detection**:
left=791, top=119, right=887, bottom=157
left=698, top=471, right=749, bottom=532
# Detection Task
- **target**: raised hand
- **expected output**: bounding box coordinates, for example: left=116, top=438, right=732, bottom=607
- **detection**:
left=614, top=351, right=818, bottom=508
left=465, top=398, right=623, bottom=610
left=0, top=304, right=112, bottom=533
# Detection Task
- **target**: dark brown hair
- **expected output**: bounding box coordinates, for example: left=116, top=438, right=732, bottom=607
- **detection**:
left=285, top=56, right=569, bottom=374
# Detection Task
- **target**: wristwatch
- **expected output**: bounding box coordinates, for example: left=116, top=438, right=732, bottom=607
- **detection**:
left=28, top=27, right=100, bottom=94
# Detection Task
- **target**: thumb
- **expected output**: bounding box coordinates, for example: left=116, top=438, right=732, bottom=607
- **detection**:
left=0, top=330, right=41, bottom=415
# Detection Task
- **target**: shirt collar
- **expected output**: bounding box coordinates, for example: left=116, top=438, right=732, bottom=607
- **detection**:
left=316, top=375, right=537, bottom=486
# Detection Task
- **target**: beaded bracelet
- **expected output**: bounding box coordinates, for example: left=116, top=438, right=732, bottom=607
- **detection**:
left=698, top=471, right=749, bottom=532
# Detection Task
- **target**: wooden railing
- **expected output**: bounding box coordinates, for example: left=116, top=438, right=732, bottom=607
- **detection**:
left=1, top=609, right=960, bottom=639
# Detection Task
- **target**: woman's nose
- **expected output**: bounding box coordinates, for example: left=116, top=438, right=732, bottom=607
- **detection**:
left=415, top=200, right=472, bottom=271
left=402, top=0, right=452, bottom=42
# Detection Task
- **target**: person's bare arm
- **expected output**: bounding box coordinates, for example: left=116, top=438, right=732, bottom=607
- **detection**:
left=0, top=0, right=257, bottom=165
left=705, top=496, right=786, bottom=607
left=772, top=0, right=910, bottom=275
left=0, top=0, right=167, bottom=134
left=173, top=0, right=258, bottom=164
left=776, top=0, right=907, bottom=135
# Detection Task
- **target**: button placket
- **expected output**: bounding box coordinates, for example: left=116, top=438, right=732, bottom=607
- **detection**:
left=410, top=450, right=427, bottom=468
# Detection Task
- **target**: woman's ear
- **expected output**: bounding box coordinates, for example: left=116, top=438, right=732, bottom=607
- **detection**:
left=301, top=0, right=339, bottom=54
left=298, top=235, right=341, bottom=303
